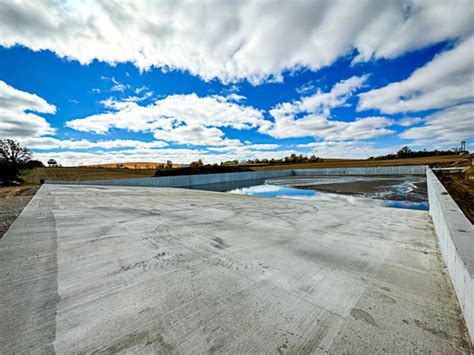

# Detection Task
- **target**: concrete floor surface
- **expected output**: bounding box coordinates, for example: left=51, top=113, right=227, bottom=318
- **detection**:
left=0, top=184, right=471, bottom=353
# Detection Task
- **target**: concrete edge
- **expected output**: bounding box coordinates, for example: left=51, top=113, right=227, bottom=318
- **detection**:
left=44, top=165, right=427, bottom=188
left=427, top=169, right=474, bottom=341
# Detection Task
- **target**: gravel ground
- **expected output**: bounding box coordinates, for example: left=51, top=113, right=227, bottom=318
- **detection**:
left=0, top=185, right=39, bottom=239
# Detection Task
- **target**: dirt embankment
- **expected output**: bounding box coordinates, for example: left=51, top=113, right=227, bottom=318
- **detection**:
left=23, top=167, right=157, bottom=185
left=436, top=165, right=474, bottom=224
left=0, top=185, right=39, bottom=239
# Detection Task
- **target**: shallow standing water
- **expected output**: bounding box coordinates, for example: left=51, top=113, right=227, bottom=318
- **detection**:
left=188, top=175, right=429, bottom=211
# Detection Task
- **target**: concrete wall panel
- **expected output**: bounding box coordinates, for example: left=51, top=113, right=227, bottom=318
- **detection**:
left=293, top=165, right=427, bottom=176
left=427, top=169, right=474, bottom=341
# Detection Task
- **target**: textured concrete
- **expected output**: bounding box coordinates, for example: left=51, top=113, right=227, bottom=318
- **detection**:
left=1, top=184, right=471, bottom=353
left=427, top=169, right=474, bottom=341
left=45, top=165, right=426, bottom=189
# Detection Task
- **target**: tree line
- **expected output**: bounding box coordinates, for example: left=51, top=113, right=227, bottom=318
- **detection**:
left=369, top=146, right=470, bottom=160
left=0, top=139, right=44, bottom=183
left=243, top=154, right=323, bottom=166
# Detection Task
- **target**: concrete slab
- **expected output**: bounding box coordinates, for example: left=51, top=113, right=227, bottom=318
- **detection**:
left=0, top=184, right=471, bottom=353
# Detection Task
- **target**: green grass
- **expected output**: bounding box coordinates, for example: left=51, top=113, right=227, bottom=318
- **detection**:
left=18, top=169, right=32, bottom=176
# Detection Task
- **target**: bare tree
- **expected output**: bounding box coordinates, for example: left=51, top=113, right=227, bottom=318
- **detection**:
left=0, top=139, right=32, bottom=164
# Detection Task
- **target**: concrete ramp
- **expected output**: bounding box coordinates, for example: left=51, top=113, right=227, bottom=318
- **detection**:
left=0, top=184, right=471, bottom=353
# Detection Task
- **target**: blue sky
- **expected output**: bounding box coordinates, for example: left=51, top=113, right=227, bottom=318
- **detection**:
left=0, top=1, right=472, bottom=165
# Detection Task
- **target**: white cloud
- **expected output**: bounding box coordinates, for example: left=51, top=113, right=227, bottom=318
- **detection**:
left=358, top=37, right=474, bottom=113
left=287, top=76, right=367, bottom=116
left=297, top=140, right=397, bottom=159
left=397, top=117, right=423, bottom=127
left=19, top=137, right=168, bottom=150
left=0, top=80, right=56, bottom=138
left=66, top=93, right=267, bottom=146
left=110, top=77, right=130, bottom=93
left=32, top=148, right=207, bottom=167
left=262, top=76, right=395, bottom=140
left=400, top=104, right=474, bottom=146
left=207, top=143, right=280, bottom=153
left=0, top=0, right=471, bottom=83
left=31, top=146, right=300, bottom=166
left=226, top=93, right=246, bottom=102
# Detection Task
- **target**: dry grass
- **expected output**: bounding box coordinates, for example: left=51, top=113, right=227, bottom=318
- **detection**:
left=252, top=155, right=469, bottom=171
left=436, top=165, right=474, bottom=223
left=23, top=167, right=156, bottom=185
left=0, top=185, right=39, bottom=239
left=85, top=162, right=181, bottom=169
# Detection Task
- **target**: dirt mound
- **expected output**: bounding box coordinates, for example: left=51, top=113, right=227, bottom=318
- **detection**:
left=436, top=165, right=474, bottom=223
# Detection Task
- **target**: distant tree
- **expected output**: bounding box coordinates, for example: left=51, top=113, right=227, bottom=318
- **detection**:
left=371, top=145, right=468, bottom=160
left=0, top=139, right=32, bottom=164
left=190, top=159, right=204, bottom=168
left=397, top=146, right=412, bottom=158
left=0, top=139, right=33, bottom=183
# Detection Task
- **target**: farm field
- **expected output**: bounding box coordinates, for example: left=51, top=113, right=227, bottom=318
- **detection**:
left=252, top=155, right=469, bottom=171
left=86, top=161, right=181, bottom=169
left=23, top=167, right=156, bottom=185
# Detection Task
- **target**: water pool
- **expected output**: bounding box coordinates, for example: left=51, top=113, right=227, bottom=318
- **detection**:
left=186, top=175, right=429, bottom=211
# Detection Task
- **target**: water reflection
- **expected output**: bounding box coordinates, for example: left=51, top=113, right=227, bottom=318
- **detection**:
left=183, top=175, right=429, bottom=211
left=227, top=183, right=429, bottom=211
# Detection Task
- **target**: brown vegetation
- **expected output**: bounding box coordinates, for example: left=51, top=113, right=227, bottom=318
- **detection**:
left=85, top=162, right=181, bottom=169
left=252, top=155, right=468, bottom=171
left=0, top=185, right=39, bottom=239
left=23, top=167, right=156, bottom=185
left=436, top=165, right=474, bottom=224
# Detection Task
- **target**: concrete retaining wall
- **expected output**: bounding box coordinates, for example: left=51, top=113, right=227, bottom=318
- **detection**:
left=46, top=165, right=427, bottom=188
left=46, top=169, right=293, bottom=188
left=293, top=165, right=427, bottom=176
left=427, top=169, right=474, bottom=340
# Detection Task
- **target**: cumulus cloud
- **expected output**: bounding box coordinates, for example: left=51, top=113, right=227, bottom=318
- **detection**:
left=0, top=80, right=56, bottom=138
left=262, top=76, right=395, bottom=140
left=31, top=146, right=299, bottom=166
left=297, top=140, right=397, bottom=159
left=32, top=148, right=208, bottom=167
left=397, top=117, right=423, bottom=127
left=400, top=104, right=474, bottom=146
left=0, top=0, right=472, bottom=83
left=19, top=137, right=168, bottom=150
left=207, top=143, right=280, bottom=153
left=66, top=93, right=267, bottom=146
left=358, top=37, right=474, bottom=113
